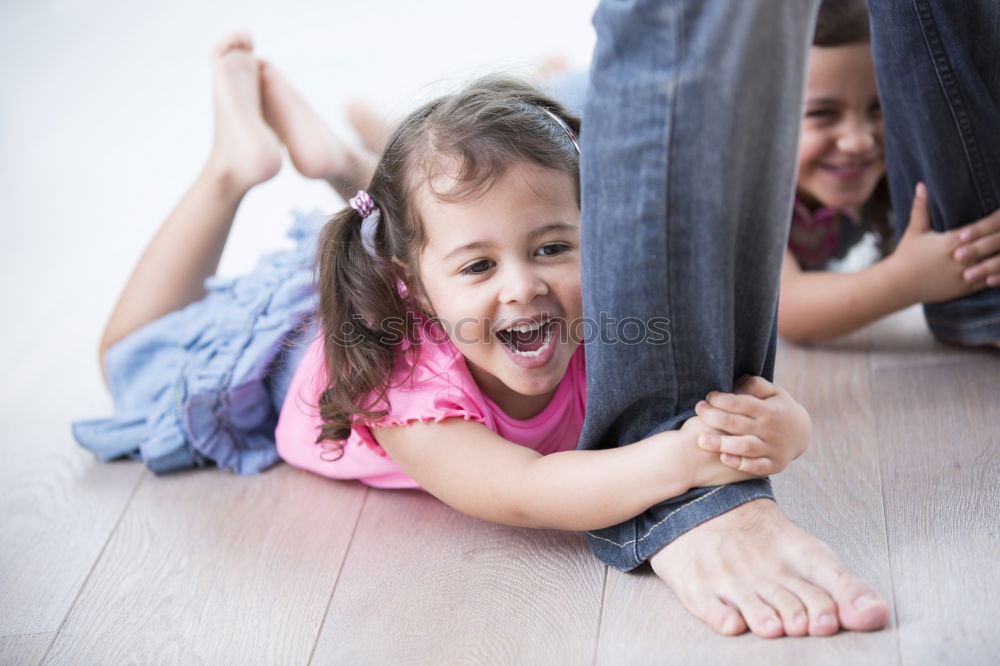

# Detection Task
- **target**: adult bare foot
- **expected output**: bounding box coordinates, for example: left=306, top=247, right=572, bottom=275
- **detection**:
left=649, top=498, right=890, bottom=638
left=259, top=61, right=376, bottom=201
left=207, top=32, right=282, bottom=192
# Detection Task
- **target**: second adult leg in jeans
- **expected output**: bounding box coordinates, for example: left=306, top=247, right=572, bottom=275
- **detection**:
left=869, top=0, right=1000, bottom=344
left=580, top=0, right=889, bottom=637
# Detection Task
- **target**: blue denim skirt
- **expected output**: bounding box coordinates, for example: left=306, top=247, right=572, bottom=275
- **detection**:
left=72, top=211, right=324, bottom=475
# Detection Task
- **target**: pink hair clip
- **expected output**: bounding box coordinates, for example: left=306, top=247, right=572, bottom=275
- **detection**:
left=349, top=190, right=378, bottom=219
left=349, top=190, right=380, bottom=257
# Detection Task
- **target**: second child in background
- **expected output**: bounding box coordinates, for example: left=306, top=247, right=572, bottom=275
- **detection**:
left=779, top=0, right=1000, bottom=343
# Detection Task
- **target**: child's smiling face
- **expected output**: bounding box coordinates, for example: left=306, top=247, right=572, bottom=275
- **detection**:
left=797, top=42, right=885, bottom=209
left=414, top=160, right=582, bottom=418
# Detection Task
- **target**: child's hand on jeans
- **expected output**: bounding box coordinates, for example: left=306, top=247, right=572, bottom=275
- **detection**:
left=692, top=375, right=811, bottom=476
left=888, top=182, right=1000, bottom=303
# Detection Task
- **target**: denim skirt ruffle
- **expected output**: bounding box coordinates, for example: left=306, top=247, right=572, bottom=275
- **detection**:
left=72, top=211, right=325, bottom=475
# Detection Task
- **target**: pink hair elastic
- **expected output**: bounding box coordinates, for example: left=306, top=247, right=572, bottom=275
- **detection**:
left=349, top=190, right=380, bottom=257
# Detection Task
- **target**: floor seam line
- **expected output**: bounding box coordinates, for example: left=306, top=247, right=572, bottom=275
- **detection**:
left=591, top=565, right=609, bottom=666
left=38, top=468, right=148, bottom=665
left=307, top=485, right=370, bottom=666
left=867, top=334, right=903, bottom=665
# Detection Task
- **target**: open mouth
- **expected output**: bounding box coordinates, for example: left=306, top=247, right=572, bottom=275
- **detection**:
left=495, top=320, right=556, bottom=358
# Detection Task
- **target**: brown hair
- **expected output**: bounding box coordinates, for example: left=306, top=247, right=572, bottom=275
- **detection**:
left=314, top=75, right=581, bottom=448
left=807, top=0, right=895, bottom=257
left=814, top=0, right=870, bottom=47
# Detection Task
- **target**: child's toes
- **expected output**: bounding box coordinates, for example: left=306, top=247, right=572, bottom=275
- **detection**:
left=232, top=30, right=253, bottom=51
left=215, top=31, right=253, bottom=57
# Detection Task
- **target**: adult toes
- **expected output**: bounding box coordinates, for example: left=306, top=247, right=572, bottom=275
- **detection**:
left=723, top=593, right=784, bottom=638
left=785, top=579, right=840, bottom=636
left=761, top=587, right=809, bottom=637
left=699, top=596, right=749, bottom=636
left=810, top=565, right=891, bottom=631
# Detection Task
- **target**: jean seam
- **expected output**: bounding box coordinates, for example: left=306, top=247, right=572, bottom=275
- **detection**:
left=660, top=0, right=682, bottom=413
left=585, top=486, right=724, bottom=549
left=913, top=0, right=998, bottom=215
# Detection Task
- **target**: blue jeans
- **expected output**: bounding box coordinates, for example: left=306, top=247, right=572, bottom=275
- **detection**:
left=869, top=0, right=1000, bottom=344
left=578, top=0, right=819, bottom=571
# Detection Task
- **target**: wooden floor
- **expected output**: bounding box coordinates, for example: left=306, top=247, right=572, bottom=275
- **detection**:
left=2, top=305, right=998, bottom=665
left=11, top=0, right=999, bottom=662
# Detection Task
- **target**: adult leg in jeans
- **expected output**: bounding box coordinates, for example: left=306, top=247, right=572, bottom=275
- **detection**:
left=579, top=0, right=890, bottom=637
left=868, top=1, right=1000, bottom=345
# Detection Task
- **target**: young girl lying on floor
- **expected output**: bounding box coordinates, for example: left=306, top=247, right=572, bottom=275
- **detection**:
left=779, top=0, right=1000, bottom=343
left=73, top=34, right=811, bottom=532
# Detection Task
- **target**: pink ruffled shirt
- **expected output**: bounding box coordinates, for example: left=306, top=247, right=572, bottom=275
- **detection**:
left=275, top=320, right=586, bottom=489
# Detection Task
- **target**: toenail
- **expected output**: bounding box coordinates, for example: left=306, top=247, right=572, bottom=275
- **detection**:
left=819, top=613, right=836, bottom=628
left=854, top=593, right=880, bottom=610
left=722, top=615, right=740, bottom=634
left=794, top=613, right=806, bottom=627
left=764, top=619, right=779, bottom=633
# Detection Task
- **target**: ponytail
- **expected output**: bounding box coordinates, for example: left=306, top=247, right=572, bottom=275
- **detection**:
left=314, top=205, right=415, bottom=449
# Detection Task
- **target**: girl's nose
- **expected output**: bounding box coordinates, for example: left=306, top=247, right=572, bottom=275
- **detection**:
left=499, top=265, right=548, bottom=304
left=836, top=118, right=878, bottom=155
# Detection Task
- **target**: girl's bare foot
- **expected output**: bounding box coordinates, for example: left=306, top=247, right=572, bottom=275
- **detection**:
left=207, top=32, right=282, bottom=193
left=649, top=498, right=890, bottom=638
left=259, top=61, right=376, bottom=200
left=346, top=100, right=393, bottom=157
left=533, top=55, right=572, bottom=80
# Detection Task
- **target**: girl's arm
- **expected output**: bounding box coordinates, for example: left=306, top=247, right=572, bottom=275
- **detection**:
left=373, top=416, right=756, bottom=531
left=778, top=246, right=910, bottom=343
left=780, top=184, right=1000, bottom=343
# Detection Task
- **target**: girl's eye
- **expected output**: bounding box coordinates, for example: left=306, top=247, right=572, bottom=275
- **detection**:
left=461, top=259, right=495, bottom=275
left=805, top=108, right=837, bottom=119
left=536, top=243, right=569, bottom=257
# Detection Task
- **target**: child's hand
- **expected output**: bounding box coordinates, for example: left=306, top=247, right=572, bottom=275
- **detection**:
left=693, top=376, right=811, bottom=475
left=678, top=415, right=755, bottom=488
left=952, top=204, right=1000, bottom=288
left=889, top=183, right=1000, bottom=303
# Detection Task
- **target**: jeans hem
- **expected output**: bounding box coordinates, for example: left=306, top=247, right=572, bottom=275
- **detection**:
left=925, top=306, right=1000, bottom=345
left=585, top=478, right=775, bottom=572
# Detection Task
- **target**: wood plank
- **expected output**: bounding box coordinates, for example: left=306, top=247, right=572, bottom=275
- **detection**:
left=866, top=305, right=985, bottom=372
left=0, top=632, right=54, bottom=666
left=0, top=336, right=146, bottom=636
left=312, top=489, right=604, bottom=664
left=593, top=330, right=898, bottom=663
left=871, top=358, right=1000, bottom=665
left=43, top=467, right=367, bottom=665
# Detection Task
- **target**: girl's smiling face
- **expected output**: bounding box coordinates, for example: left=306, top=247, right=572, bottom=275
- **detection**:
left=413, top=160, right=582, bottom=419
left=797, top=43, right=885, bottom=209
